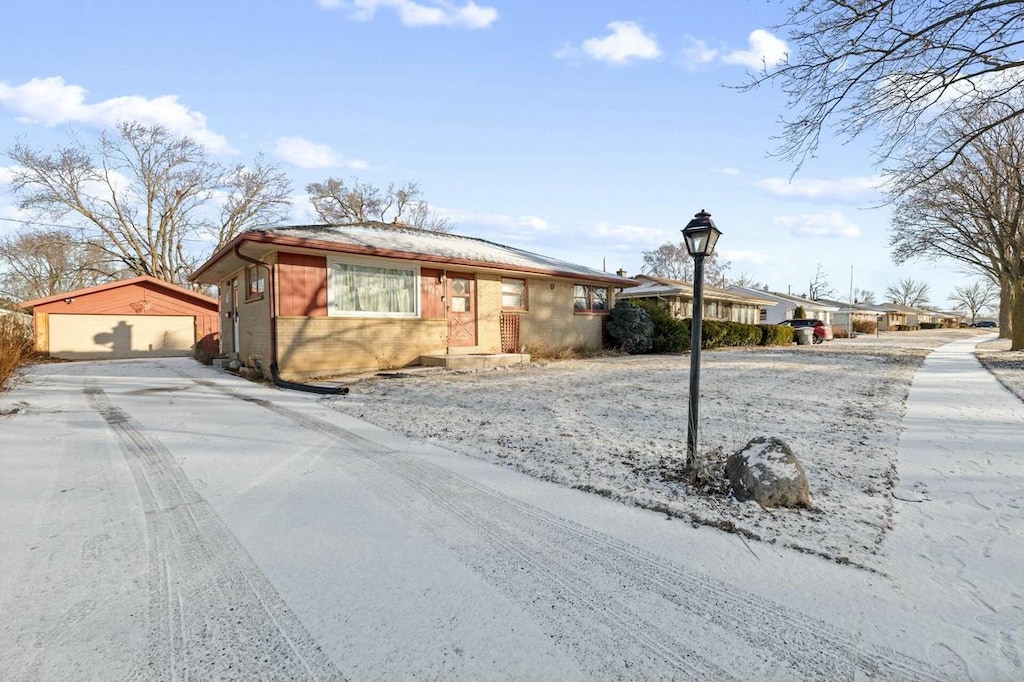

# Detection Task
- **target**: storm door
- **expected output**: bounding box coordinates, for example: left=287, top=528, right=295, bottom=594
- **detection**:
left=446, top=273, right=477, bottom=347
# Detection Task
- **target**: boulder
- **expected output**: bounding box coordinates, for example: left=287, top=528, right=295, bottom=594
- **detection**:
left=725, top=436, right=812, bottom=509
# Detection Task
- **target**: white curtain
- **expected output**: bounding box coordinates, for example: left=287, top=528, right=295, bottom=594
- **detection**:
left=333, top=262, right=415, bottom=314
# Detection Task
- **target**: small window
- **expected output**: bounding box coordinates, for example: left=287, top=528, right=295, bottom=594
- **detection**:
left=246, top=265, right=265, bottom=300
left=501, top=278, right=527, bottom=310
left=574, top=284, right=609, bottom=313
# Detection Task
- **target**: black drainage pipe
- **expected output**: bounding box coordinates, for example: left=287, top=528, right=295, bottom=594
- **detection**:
left=270, top=361, right=349, bottom=395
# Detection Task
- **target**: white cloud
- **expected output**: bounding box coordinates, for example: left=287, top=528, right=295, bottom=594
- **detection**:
left=437, top=207, right=552, bottom=239
left=718, top=167, right=741, bottom=176
left=757, top=175, right=884, bottom=202
left=321, top=0, right=498, bottom=29
left=558, top=21, right=662, bottom=65
left=592, top=221, right=666, bottom=243
left=722, top=29, right=788, bottom=70
left=720, top=249, right=768, bottom=265
left=774, top=211, right=863, bottom=238
left=680, top=36, right=719, bottom=69
left=0, top=77, right=233, bottom=154
left=274, top=136, right=368, bottom=169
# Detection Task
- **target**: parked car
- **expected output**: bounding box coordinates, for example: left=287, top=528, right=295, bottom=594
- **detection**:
left=780, top=318, right=833, bottom=343
left=970, top=320, right=998, bottom=328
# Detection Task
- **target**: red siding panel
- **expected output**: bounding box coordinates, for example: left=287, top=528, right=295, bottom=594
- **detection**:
left=420, top=268, right=445, bottom=319
left=278, top=252, right=328, bottom=317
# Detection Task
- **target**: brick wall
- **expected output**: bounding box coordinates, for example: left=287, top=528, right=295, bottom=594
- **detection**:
left=518, top=279, right=606, bottom=352
left=276, top=316, right=448, bottom=379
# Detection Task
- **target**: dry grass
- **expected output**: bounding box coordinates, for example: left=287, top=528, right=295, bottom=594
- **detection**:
left=0, top=314, right=34, bottom=392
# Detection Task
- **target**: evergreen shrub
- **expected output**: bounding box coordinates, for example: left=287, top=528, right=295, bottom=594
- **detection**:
left=633, top=299, right=689, bottom=352
left=605, top=300, right=654, bottom=354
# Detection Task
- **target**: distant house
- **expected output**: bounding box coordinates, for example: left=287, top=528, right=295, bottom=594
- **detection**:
left=189, top=222, right=634, bottom=380
left=856, top=302, right=906, bottom=331
left=19, top=276, right=219, bottom=360
left=726, top=286, right=840, bottom=325
left=618, top=275, right=775, bottom=324
left=816, top=298, right=880, bottom=331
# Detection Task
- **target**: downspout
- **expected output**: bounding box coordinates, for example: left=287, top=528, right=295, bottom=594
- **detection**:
left=232, top=244, right=348, bottom=395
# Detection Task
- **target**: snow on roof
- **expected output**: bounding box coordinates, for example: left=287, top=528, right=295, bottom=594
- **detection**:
left=253, top=223, right=630, bottom=282
left=619, top=275, right=777, bottom=305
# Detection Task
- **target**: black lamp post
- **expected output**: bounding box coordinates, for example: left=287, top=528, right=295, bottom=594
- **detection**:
left=682, top=209, right=722, bottom=475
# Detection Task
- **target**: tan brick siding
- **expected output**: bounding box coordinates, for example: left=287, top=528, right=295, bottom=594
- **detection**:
left=276, top=317, right=448, bottom=379
left=517, top=280, right=607, bottom=353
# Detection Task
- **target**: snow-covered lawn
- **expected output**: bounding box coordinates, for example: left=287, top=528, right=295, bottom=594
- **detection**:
left=326, top=329, right=997, bottom=572
left=977, top=337, right=1024, bottom=401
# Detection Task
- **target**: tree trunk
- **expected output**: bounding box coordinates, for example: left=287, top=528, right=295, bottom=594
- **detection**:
left=1012, top=281, right=1024, bottom=351
left=1000, top=278, right=1012, bottom=338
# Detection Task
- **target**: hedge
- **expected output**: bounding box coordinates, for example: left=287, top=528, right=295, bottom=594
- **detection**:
left=609, top=299, right=794, bottom=351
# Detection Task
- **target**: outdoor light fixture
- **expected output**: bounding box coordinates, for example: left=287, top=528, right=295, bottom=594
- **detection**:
left=682, top=209, right=721, bottom=259
left=682, top=209, right=722, bottom=477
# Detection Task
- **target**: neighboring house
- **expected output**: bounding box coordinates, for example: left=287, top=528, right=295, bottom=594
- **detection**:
left=618, top=275, right=775, bottom=324
left=884, top=302, right=936, bottom=329
left=188, top=222, right=635, bottom=380
left=856, top=302, right=906, bottom=331
left=924, top=308, right=963, bottom=327
left=816, top=298, right=880, bottom=332
left=19, top=276, right=219, bottom=360
left=726, top=286, right=840, bottom=325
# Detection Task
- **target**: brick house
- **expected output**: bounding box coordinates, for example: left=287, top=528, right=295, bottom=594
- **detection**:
left=189, top=223, right=635, bottom=379
left=618, top=275, right=776, bottom=324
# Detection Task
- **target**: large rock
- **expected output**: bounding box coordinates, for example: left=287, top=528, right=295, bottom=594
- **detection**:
left=725, top=436, right=812, bottom=509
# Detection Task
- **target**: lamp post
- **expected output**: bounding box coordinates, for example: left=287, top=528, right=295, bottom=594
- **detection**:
left=682, top=209, right=722, bottom=476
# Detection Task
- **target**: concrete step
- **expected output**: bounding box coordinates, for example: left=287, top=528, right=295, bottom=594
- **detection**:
left=418, top=353, right=530, bottom=370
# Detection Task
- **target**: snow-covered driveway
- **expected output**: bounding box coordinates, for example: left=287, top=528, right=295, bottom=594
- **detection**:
left=0, top=356, right=1013, bottom=679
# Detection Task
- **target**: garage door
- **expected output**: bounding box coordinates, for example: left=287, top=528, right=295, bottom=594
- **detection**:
left=48, top=314, right=196, bottom=360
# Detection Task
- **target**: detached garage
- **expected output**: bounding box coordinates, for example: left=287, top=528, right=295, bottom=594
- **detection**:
left=20, top=276, right=219, bottom=360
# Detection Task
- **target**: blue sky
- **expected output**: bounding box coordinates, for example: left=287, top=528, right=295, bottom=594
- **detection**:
left=0, top=0, right=975, bottom=304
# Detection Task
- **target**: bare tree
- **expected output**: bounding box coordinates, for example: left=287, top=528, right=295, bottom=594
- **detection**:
left=949, top=280, right=998, bottom=323
left=306, top=178, right=452, bottom=232
left=0, top=228, right=109, bottom=301
left=854, top=288, right=877, bottom=304
left=885, top=278, right=931, bottom=306
left=889, top=101, right=1024, bottom=348
left=6, top=122, right=292, bottom=285
left=807, top=263, right=835, bottom=299
left=641, top=242, right=730, bottom=287
left=730, top=271, right=765, bottom=289
left=745, top=1, right=1024, bottom=181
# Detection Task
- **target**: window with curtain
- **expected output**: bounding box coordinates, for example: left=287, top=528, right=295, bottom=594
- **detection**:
left=328, top=259, right=418, bottom=316
left=501, top=278, right=527, bottom=310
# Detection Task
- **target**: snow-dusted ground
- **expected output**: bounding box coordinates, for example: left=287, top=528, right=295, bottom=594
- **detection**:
left=1, top=331, right=1021, bottom=679
left=325, top=329, right=994, bottom=572
left=977, top=337, right=1024, bottom=402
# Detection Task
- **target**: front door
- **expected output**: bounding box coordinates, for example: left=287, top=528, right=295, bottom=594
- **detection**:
left=446, top=273, right=476, bottom=347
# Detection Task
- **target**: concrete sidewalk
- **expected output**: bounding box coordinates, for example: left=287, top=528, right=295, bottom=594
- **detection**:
left=890, top=334, right=1024, bottom=675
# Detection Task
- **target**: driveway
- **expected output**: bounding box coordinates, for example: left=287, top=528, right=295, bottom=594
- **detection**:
left=0, top=355, right=1012, bottom=680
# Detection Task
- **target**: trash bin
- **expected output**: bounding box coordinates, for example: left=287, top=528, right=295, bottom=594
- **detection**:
left=795, top=328, right=815, bottom=345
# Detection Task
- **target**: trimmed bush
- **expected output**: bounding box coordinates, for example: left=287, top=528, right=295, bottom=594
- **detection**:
left=920, top=322, right=938, bottom=329
left=852, top=319, right=877, bottom=334
left=793, top=305, right=807, bottom=320
left=759, top=323, right=794, bottom=346
left=606, top=300, right=654, bottom=354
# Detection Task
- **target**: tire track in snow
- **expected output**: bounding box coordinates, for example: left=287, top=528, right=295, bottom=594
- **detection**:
left=84, top=386, right=343, bottom=681
left=194, top=378, right=947, bottom=680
